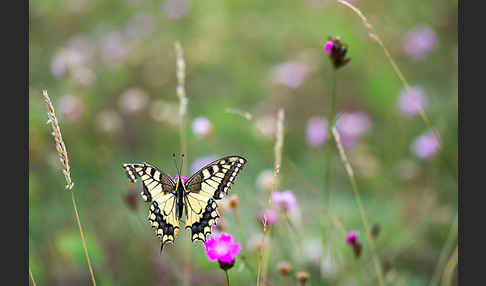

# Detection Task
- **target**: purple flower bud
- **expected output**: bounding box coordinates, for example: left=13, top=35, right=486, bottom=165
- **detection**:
left=272, top=190, right=298, bottom=212
left=411, top=131, right=439, bottom=159
left=402, top=26, right=438, bottom=61
left=306, top=117, right=328, bottom=147
left=397, top=87, right=427, bottom=117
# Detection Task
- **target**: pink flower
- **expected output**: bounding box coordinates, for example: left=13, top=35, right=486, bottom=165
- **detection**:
left=204, top=232, right=241, bottom=263
left=335, top=111, right=371, bottom=148
left=411, top=131, right=439, bottom=159
left=272, top=190, right=297, bottom=212
left=192, top=117, right=213, bottom=137
left=306, top=117, right=328, bottom=147
left=259, top=209, right=279, bottom=226
left=397, top=86, right=427, bottom=117
left=346, top=231, right=359, bottom=245
left=167, top=174, right=189, bottom=184
left=324, top=41, right=333, bottom=54
left=270, top=61, right=310, bottom=89
left=402, top=26, right=438, bottom=61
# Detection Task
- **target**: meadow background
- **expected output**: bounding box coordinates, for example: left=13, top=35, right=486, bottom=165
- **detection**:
left=29, top=0, right=458, bottom=285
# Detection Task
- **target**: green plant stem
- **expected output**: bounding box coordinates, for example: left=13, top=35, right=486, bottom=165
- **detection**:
left=29, top=266, right=37, bottom=286
left=322, top=69, right=337, bottom=252
left=225, top=270, right=230, bottom=286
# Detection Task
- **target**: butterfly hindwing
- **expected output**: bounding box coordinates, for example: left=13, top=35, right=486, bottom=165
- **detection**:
left=122, top=162, right=180, bottom=248
left=184, top=156, right=247, bottom=242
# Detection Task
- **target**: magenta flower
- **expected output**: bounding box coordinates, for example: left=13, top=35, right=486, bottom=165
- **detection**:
left=272, top=190, right=297, bottom=212
left=306, top=117, right=328, bottom=147
left=346, top=231, right=359, bottom=245
left=411, top=131, right=439, bottom=159
left=346, top=231, right=362, bottom=258
left=397, top=86, right=427, bottom=117
left=167, top=174, right=189, bottom=184
left=324, top=41, right=333, bottom=54
left=402, top=26, right=438, bottom=61
left=335, top=111, right=371, bottom=148
left=259, top=209, right=279, bottom=226
left=204, top=232, right=241, bottom=263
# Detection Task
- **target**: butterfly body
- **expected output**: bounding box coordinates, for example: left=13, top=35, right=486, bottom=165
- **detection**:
left=123, top=155, right=247, bottom=251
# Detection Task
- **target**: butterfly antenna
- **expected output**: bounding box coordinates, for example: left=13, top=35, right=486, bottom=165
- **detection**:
left=180, top=154, right=184, bottom=177
left=172, top=153, right=180, bottom=177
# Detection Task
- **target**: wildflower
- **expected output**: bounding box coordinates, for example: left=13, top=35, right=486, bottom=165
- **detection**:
left=411, top=131, right=439, bottom=159
left=397, top=86, right=428, bottom=117
left=272, top=190, right=297, bottom=212
left=167, top=174, right=189, bottom=183
left=256, top=169, right=277, bottom=192
left=403, top=26, right=438, bottom=61
left=101, top=31, right=127, bottom=64
left=228, top=195, right=239, bottom=209
left=335, top=111, right=371, bottom=148
left=346, top=231, right=362, bottom=258
left=118, top=88, right=149, bottom=114
left=259, top=209, right=279, bottom=226
left=306, top=117, right=328, bottom=147
left=296, top=272, right=310, bottom=286
left=190, top=155, right=219, bottom=174
left=204, top=232, right=241, bottom=264
left=277, top=261, right=292, bottom=276
left=324, top=36, right=351, bottom=69
left=51, top=36, right=93, bottom=78
left=163, top=0, right=192, bottom=20
left=192, top=117, right=213, bottom=138
left=270, top=61, right=310, bottom=89
left=58, top=95, right=84, bottom=124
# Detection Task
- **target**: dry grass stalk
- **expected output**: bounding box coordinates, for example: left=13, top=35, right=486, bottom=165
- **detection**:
left=257, top=108, right=285, bottom=286
left=337, top=0, right=441, bottom=149
left=332, top=127, right=385, bottom=286
left=42, top=89, right=97, bottom=286
left=225, top=108, right=253, bottom=121
left=29, top=266, right=37, bottom=286
left=441, top=245, right=458, bottom=286
left=428, top=213, right=458, bottom=286
left=174, top=42, right=191, bottom=286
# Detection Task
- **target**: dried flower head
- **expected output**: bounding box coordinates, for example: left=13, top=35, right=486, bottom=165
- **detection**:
left=259, top=209, right=279, bottom=226
left=296, top=272, right=309, bottom=285
left=124, top=189, right=138, bottom=211
left=277, top=261, right=292, bottom=276
left=228, top=195, right=239, bottom=209
left=324, top=36, right=351, bottom=69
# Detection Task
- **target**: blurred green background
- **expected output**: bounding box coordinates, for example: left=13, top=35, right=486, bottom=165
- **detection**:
left=29, top=0, right=458, bottom=285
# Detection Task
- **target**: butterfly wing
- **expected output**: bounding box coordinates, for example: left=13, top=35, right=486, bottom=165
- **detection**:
left=122, top=163, right=180, bottom=248
left=183, top=156, right=247, bottom=242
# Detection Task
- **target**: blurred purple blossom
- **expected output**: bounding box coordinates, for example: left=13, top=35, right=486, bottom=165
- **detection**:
left=51, top=37, right=93, bottom=78
left=411, top=131, right=439, bottom=159
left=204, top=232, right=241, bottom=263
left=101, top=31, right=127, bottom=64
left=306, top=117, right=328, bottom=147
left=70, top=67, right=96, bottom=87
left=272, top=190, right=297, bottom=212
left=124, top=13, right=156, bottom=43
left=118, top=88, right=149, bottom=114
left=259, top=209, right=279, bottom=226
left=402, top=26, right=438, bottom=61
left=191, top=155, right=219, bottom=174
left=163, top=0, right=192, bottom=20
left=192, top=117, right=213, bottom=138
left=335, top=112, right=371, bottom=148
left=324, top=41, right=333, bottom=54
left=58, top=95, right=84, bottom=124
left=397, top=86, right=427, bottom=117
left=270, top=61, right=310, bottom=89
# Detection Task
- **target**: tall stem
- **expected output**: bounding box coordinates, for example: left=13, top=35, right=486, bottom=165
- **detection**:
left=322, top=70, right=337, bottom=250
left=225, top=270, right=230, bottom=286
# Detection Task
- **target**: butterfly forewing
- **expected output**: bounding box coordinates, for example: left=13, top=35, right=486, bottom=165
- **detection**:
left=184, top=156, right=247, bottom=242
left=122, top=162, right=180, bottom=248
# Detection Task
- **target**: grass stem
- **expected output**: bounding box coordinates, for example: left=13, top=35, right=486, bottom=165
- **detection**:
left=332, top=127, right=385, bottom=286
left=29, top=266, right=37, bottom=286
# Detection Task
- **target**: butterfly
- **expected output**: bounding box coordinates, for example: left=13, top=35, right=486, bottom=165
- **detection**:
left=122, top=155, right=247, bottom=252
